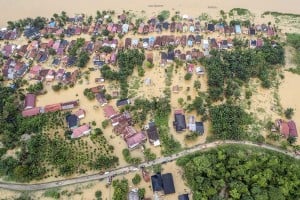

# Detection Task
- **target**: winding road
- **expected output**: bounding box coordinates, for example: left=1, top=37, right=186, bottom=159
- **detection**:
left=0, top=140, right=299, bottom=191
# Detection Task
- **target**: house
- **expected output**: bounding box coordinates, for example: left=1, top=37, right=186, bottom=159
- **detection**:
left=178, top=194, right=190, bottom=200
left=196, top=66, right=205, bottom=75
left=29, top=65, right=41, bottom=79
left=207, top=23, right=215, bottom=32
left=151, top=173, right=163, bottom=192
left=188, top=116, right=196, bottom=131
left=202, top=39, right=209, bottom=49
left=117, top=125, right=137, bottom=139
left=24, top=93, right=36, bottom=110
left=116, top=98, right=131, bottom=107
left=173, top=111, right=186, bottom=132
left=90, top=85, right=105, bottom=93
left=249, top=27, right=256, bottom=35
left=66, top=114, right=79, bottom=129
left=71, top=124, right=91, bottom=139
left=103, top=105, right=118, bottom=119
left=151, top=173, right=175, bottom=195
left=288, top=121, right=298, bottom=138
left=56, top=68, right=65, bottom=80
left=22, top=107, right=40, bottom=117
left=195, top=122, right=204, bottom=135
left=187, top=64, right=194, bottom=73
left=250, top=40, right=257, bottom=48
left=128, top=189, right=139, bottom=200
left=46, top=70, right=55, bottom=82
left=75, top=109, right=86, bottom=119
left=235, top=25, right=242, bottom=34
left=146, top=122, right=160, bottom=146
left=61, top=100, right=79, bottom=110
left=162, top=173, right=176, bottom=195
left=96, top=92, right=108, bottom=106
left=125, top=131, right=147, bottom=149
left=111, top=112, right=132, bottom=126
left=44, top=103, right=62, bottom=113
left=276, top=119, right=290, bottom=138
left=172, top=85, right=180, bottom=93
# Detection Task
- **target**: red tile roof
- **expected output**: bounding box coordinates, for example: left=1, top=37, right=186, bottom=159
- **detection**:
left=24, top=93, right=36, bottom=110
left=44, top=103, right=62, bottom=113
left=103, top=105, right=118, bottom=119
left=288, top=121, right=298, bottom=137
left=75, top=109, right=85, bottom=119
left=22, top=107, right=40, bottom=117
left=125, top=132, right=146, bottom=149
left=71, top=124, right=91, bottom=138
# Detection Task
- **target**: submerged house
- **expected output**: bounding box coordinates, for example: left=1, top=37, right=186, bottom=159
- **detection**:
left=151, top=173, right=175, bottom=195
left=71, top=124, right=91, bottom=139
left=146, top=122, right=160, bottom=146
left=66, top=114, right=79, bottom=129
left=24, top=93, right=36, bottom=110
left=173, top=110, right=187, bottom=132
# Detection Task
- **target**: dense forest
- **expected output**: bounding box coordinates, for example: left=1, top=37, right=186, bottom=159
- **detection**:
left=177, top=145, right=300, bottom=200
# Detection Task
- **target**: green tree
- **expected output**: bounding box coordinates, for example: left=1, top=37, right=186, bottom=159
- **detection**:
left=132, top=174, right=141, bottom=185
left=284, top=108, right=294, bottom=119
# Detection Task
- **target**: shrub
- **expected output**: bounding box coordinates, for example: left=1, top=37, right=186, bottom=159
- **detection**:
left=184, top=73, right=192, bottom=80
left=132, top=174, right=141, bottom=185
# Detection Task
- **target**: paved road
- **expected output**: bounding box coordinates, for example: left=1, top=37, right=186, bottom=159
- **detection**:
left=0, top=140, right=299, bottom=191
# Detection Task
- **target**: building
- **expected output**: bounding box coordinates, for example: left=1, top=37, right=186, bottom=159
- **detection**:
left=75, top=109, right=86, bottom=119
left=116, top=98, right=131, bottom=107
left=24, top=93, right=36, bottom=110
left=66, top=114, right=79, bottom=129
left=71, top=124, right=91, bottom=139
left=173, top=112, right=187, bottom=132
left=151, top=173, right=176, bottom=195
left=125, top=132, right=147, bottom=149
left=178, top=194, right=190, bottom=200
left=128, top=189, right=139, bottom=200
left=22, top=107, right=40, bottom=117
left=146, top=122, right=160, bottom=146
left=61, top=100, right=79, bottom=110
left=103, top=105, right=118, bottom=119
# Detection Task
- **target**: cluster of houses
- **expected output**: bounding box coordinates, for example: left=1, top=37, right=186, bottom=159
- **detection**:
left=173, top=110, right=204, bottom=135
left=22, top=93, right=79, bottom=117
left=102, top=105, right=147, bottom=149
left=0, top=28, right=18, bottom=40
left=275, top=119, right=298, bottom=138
left=66, top=109, right=91, bottom=139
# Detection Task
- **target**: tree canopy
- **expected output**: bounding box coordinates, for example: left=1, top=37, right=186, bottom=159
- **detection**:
left=177, top=145, right=300, bottom=200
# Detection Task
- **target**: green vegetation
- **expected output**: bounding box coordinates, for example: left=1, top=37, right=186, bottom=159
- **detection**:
left=112, top=179, right=128, bottom=200
left=52, top=83, right=62, bottom=92
left=157, top=10, right=170, bottom=22
left=101, top=49, right=145, bottom=98
left=229, top=8, right=251, bottom=16
left=132, top=174, right=141, bottom=185
left=44, top=189, right=60, bottom=199
left=138, top=188, right=146, bottom=199
left=102, top=120, right=109, bottom=129
left=263, top=11, right=300, bottom=18
left=68, top=38, right=85, bottom=56
left=26, top=82, right=43, bottom=94
left=286, top=33, right=300, bottom=74
left=177, top=145, right=300, bottom=200
left=209, top=104, right=251, bottom=140
left=144, top=148, right=157, bottom=161
left=203, top=39, right=284, bottom=101
left=284, top=108, right=294, bottom=119
left=83, top=88, right=95, bottom=100
left=95, top=190, right=102, bottom=200
left=77, top=51, right=90, bottom=68
left=128, top=97, right=181, bottom=155
left=184, top=73, right=192, bottom=80
left=122, top=149, right=142, bottom=165
left=0, top=83, right=118, bottom=182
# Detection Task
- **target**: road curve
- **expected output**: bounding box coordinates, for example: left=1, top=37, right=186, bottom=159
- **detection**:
left=0, top=140, right=299, bottom=191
